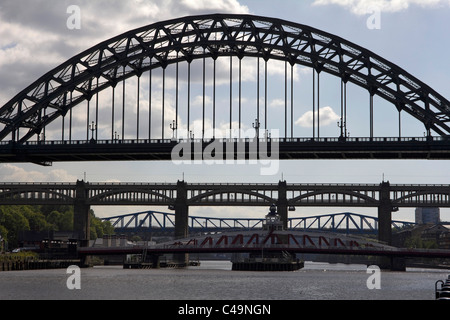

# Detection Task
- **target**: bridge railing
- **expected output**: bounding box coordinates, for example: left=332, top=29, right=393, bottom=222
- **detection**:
left=1, top=136, right=447, bottom=146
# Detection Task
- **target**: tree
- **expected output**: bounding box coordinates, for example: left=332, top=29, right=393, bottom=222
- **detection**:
left=0, top=205, right=114, bottom=249
left=22, top=207, right=51, bottom=232
left=59, top=210, right=73, bottom=231
left=0, top=224, right=8, bottom=251
left=89, top=211, right=115, bottom=239
left=0, top=207, right=30, bottom=248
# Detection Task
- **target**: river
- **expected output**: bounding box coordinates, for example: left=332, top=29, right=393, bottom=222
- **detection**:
left=0, top=261, right=447, bottom=300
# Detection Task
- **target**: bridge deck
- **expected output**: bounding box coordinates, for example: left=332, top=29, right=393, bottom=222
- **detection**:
left=1, top=181, right=450, bottom=207
left=1, top=137, right=450, bottom=163
left=78, top=241, right=450, bottom=259
left=78, top=231, right=450, bottom=259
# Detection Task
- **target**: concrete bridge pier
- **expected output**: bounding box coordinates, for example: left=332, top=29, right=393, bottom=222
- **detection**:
left=378, top=181, right=393, bottom=246
left=377, top=181, right=406, bottom=271
left=174, top=180, right=189, bottom=266
left=277, top=181, right=288, bottom=230
left=74, top=180, right=90, bottom=247
left=377, top=256, right=406, bottom=272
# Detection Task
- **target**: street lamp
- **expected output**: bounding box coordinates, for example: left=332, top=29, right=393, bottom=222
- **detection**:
left=170, top=120, right=178, bottom=141
left=89, top=121, right=96, bottom=141
left=252, top=118, right=260, bottom=139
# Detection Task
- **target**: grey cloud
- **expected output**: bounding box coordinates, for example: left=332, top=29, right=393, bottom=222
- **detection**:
left=0, top=0, right=248, bottom=105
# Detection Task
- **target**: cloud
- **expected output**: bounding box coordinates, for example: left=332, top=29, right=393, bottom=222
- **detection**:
left=269, top=99, right=286, bottom=109
left=295, top=106, right=340, bottom=128
left=180, top=0, right=249, bottom=13
left=312, top=0, right=447, bottom=15
left=0, top=164, right=77, bottom=182
left=0, top=0, right=253, bottom=146
left=0, top=0, right=249, bottom=106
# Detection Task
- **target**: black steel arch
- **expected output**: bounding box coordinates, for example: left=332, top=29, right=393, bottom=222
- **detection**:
left=1, top=13, right=450, bottom=143
left=88, top=188, right=173, bottom=204
left=393, top=190, right=450, bottom=206
left=188, top=189, right=275, bottom=205
left=289, top=190, right=378, bottom=206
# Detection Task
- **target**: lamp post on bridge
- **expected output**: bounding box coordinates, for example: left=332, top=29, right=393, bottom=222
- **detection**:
left=89, top=121, right=97, bottom=142
left=253, top=119, right=260, bottom=139
left=170, top=120, right=178, bottom=141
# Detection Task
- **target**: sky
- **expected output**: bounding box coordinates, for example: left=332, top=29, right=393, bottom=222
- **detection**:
left=1, top=0, right=450, bottom=221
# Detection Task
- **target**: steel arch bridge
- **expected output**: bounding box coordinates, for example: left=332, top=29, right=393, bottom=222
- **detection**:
left=1, top=14, right=450, bottom=163
left=102, top=210, right=417, bottom=236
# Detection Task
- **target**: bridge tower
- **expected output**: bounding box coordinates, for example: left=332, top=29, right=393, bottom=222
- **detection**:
left=174, top=180, right=189, bottom=265
left=174, top=180, right=189, bottom=239
left=377, top=181, right=405, bottom=270
left=378, top=181, right=393, bottom=245
left=74, top=180, right=90, bottom=247
left=277, top=181, right=288, bottom=230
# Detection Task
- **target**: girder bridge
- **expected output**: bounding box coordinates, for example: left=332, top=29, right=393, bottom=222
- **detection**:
left=0, top=180, right=449, bottom=245
left=103, top=210, right=417, bottom=236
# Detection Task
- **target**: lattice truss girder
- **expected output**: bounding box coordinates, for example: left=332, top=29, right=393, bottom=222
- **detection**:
left=1, top=13, right=450, bottom=142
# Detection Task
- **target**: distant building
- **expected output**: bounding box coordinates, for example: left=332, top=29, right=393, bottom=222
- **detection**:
left=392, top=223, right=450, bottom=250
left=421, top=224, right=450, bottom=249
left=415, top=207, right=440, bottom=225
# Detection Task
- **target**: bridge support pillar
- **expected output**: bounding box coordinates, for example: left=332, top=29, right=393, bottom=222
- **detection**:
left=174, top=180, right=189, bottom=265
left=377, top=257, right=406, bottom=272
left=74, top=180, right=90, bottom=247
left=277, top=181, right=288, bottom=230
left=377, top=181, right=406, bottom=271
left=378, top=181, right=392, bottom=246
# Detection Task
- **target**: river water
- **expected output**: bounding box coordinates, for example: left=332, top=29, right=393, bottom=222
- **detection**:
left=0, top=261, right=447, bottom=300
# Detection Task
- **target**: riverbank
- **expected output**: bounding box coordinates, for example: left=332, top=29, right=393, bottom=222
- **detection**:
left=0, top=259, right=81, bottom=272
left=0, top=253, right=80, bottom=272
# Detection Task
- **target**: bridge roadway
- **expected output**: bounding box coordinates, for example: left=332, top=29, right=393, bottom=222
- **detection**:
left=1, top=180, right=450, bottom=246
left=2, top=180, right=450, bottom=208
left=1, top=136, right=450, bottom=164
